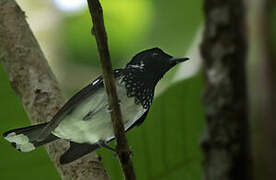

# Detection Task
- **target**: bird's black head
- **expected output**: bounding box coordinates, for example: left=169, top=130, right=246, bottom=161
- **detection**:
left=121, top=48, right=189, bottom=109
left=126, top=48, right=189, bottom=86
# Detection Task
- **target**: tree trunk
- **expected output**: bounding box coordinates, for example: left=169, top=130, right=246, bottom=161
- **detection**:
left=0, top=1, right=109, bottom=179
left=200, top=0, right=250, bottom=179
left=247, top=0, right=276, bottom=179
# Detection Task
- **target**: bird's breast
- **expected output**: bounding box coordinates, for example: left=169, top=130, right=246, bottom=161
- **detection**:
left=52, top=78, right=147, bottom=144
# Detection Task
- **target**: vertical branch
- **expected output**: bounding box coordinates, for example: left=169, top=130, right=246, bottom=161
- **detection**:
left=0, top=0, right=109, bottom=179
left=86, top=0, right=136, bottom=179
left=200, top=0, right=250, bottom=179
left=248, top=0, right=276, bottom=179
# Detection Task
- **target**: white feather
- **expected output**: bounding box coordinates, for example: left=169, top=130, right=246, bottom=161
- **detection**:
left=4, top=132, right=35, bottom=152
left=52, top=77, right=147, bottom=144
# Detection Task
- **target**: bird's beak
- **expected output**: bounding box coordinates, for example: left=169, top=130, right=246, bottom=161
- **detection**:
left=170, top=57, right=189, bottom=66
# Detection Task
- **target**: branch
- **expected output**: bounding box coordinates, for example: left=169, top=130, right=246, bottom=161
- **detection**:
left=200, top=0, right=250, bottom=179
left=248, top=0, right=276, bottom=179
left=86, top=0, right=136, bottom=179
left=0, top=1, right=109, bottom=179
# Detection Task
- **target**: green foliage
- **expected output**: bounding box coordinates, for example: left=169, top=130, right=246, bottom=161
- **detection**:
left=62, top=0, right=153, bottom=66
left=61, top=0, right=202, bottom=68
left=146, top=0, right=203, bottom=55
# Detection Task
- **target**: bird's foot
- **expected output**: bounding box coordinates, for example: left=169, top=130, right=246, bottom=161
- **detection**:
left=98, top=140, right=134, bottom=158
left=98, top=140, right=116, bottom=152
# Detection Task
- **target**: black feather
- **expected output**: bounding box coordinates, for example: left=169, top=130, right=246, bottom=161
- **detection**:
left=60, top=142, right=100, bottom=164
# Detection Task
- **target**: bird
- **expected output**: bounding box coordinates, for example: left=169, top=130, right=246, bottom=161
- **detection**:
left=3, top=47, right=189, bottom=164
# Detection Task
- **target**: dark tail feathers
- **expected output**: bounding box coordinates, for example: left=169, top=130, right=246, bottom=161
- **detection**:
left=3, top=123, right=58, bottom=152
left=60, top=142, right=100, bottom=164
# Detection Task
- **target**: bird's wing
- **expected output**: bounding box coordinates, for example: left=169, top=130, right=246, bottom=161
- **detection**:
left=126, top=109, right=149, bottom=132
left=37, top=69, right=124, bottom=141
left=107, top=109, right=150, bottom=143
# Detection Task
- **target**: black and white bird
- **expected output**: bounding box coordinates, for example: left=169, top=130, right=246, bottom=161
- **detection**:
left=3, top=48, right=189, bottom=164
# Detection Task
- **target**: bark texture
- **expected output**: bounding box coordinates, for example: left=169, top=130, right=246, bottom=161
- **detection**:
left=86, top=1, right=136, bottom=179
left=0, top=1, right=109, bottom=179
left=248, top=0, right=276, bottom=179
left=200, top=0, right=249, bottom=180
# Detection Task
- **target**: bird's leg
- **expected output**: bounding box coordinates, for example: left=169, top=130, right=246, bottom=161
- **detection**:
left=98, top=140, right=116, bottom=152
left=98, top=140, right=135, bottom=158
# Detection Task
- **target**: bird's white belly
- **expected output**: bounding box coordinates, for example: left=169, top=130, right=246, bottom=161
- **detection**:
left=52, top=80, right=146, bottom=144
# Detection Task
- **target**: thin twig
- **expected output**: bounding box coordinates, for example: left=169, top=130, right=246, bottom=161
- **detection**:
left=86, top=0, right=136, bottom=179
left=0, top=1, right=109, bottom=179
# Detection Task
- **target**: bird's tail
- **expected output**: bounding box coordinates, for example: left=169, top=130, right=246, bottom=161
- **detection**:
left=2, top=123, right=58, bottom=152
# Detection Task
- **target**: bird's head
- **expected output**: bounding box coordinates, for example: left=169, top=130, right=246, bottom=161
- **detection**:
left=122, top=48, right=189, bottom=108
left=125, top=48, right=189, bottom=86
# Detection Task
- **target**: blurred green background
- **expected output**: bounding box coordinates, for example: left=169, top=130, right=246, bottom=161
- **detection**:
left=0, top=0, right=204, bottom=179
